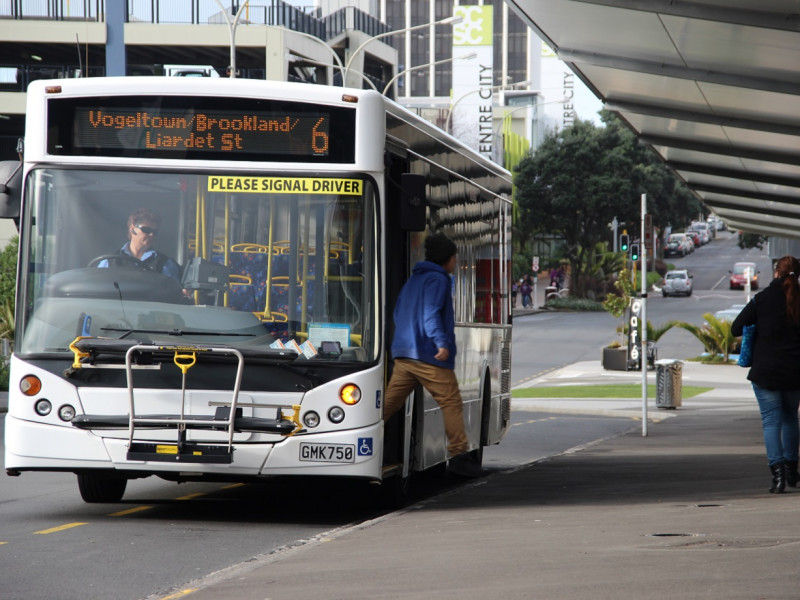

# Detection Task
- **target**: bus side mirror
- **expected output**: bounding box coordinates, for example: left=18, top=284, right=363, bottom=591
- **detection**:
left=400, top=173, right=427, bottom=232
left=0, top=161, right=21, bottom=220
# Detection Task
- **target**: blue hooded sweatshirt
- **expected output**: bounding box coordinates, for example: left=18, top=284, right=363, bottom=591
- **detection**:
left=391, top=260, right=456, bottom=370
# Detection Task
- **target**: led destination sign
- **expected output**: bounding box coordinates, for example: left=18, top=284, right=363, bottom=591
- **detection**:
left=78, top=108, right=329, bottom=154
left=47, top=96, right=356, bottom=163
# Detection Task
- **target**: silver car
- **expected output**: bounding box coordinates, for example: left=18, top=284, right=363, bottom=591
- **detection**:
left=662, top=269, right=693, bottom=297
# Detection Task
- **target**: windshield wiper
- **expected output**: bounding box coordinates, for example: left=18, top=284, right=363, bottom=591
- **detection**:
left=100, top=327, right=255, bottom=339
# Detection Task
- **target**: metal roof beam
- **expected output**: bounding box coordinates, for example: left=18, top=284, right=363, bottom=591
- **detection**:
left=702, top=199, right=800, bottom=221
left=557, top=49, right=800, bottom=96
left=719, top=211, right=800, bottom=228
left=605, top=99, right=800, bottom=137
left=569, top=0, right=800, bottom=33
left=721, top=217, right=800, bottom=239
left=693, top=184, right=800, bottom=205
left=638, top=134, right=800, bottom=167
left=666, top=161, right=800, bottom=189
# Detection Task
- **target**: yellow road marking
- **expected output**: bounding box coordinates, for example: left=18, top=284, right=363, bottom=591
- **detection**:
left=160, top=589, right=197, bottom=600
left=108, top=506, right=154, bottom=517
left=34, top=522, right=88, bottom=535
left=221, top=483, right=247, bottom=490
left=512, top=417, right=556, bottom=427
left=0, top=541, right=7, bottom=545
left=175, top=492, right=206, bottom=501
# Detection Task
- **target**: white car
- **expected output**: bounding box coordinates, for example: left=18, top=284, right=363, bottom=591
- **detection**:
left=690, top=221, right=713, bottom=242
left=670, top=233, right=694, bottom=254
left=714, top=304, right=746, bottom=322
left=662, top=269, right=693, bottom=297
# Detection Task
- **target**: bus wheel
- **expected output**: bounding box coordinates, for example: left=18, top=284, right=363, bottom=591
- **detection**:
left=77, top=472, right=127, bottom=503
left=380, top=408, right=417, bottom=509
left=380, top=469, right=412, bottom=510
left=468, top=445, right=484, bottom=468
left=472, top=371, right=491, bottom=469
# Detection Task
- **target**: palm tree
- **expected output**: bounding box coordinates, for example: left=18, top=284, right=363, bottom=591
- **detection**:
left=647, top=319, right=679, bottom=344
left=675, top=313, right=736, bottom=362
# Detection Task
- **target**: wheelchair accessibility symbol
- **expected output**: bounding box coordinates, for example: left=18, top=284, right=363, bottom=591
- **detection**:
left=358, top=437, right=373, bottom=456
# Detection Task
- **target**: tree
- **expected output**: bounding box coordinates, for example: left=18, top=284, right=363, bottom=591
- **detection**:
left=514, top=113, right=701, bottom=297
left=603, top=267, right=634, bottom=345
left=738, top=232, right=768, bottom=250
left=0, top=236, right=17, bottom=308
left=515, top=117, right=636, bottom=296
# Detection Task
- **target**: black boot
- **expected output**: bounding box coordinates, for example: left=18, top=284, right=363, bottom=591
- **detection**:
left=770, top=463, right=786, bottom=494
left=786, top=461, right=799, bottom=488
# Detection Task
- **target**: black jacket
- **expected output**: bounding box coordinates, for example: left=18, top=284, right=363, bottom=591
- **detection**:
left=731, top=277, right=800, bottom=390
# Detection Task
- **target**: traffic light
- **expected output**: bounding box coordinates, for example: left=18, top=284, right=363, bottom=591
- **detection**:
left=630, top=243, right=640, bottom=261
left=619, top=233, right=629, bottom=252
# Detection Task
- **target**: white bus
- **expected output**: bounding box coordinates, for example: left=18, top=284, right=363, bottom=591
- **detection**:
left=1, top=77, right=512, bottom=505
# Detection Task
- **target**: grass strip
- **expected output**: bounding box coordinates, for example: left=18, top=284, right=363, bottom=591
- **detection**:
left=512, top=384, right=712, bottom=399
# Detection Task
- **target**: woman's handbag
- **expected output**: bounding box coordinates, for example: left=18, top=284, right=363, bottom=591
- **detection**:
left=738, top=324, right=756, bottom=367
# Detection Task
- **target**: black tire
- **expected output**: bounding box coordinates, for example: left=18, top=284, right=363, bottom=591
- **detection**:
left=662, top=291, right=668, bottom=297
left=473, top=371, right=492, bottom=469
left=380, top=467, right=412, bottom=510
left=468, top=445, right=484, bottom=467
left=380, top=389, right=419, bottom=509
left=77, top=472, right=127, bottom=503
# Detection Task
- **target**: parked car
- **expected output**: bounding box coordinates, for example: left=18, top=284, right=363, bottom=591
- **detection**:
left=686, top=230, right=702, bottom=248
left=730, top=262, right=759, bottom=290
left=707, top=216, right=725, bottom=231
left=713, top=304, right=746, bottom=322
left=690, top=221, right=714, bottom=242
left=669, top=233, right=693, bottom=254
left=664, top=239, right=685, bottom=258
left=662, top=269, right=693, bottom=297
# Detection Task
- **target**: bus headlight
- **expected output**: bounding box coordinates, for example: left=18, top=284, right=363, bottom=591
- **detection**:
left=340, top=384, right=361, bottom=405
left=328, top=406, right=345, bottom=424
left=21, top=375, right=42, bottom=396
left=34, top=399, right=52, bottom=416
left=58, top=404, right=76, bottom=422
left=303, top=411, right=320, bottom=428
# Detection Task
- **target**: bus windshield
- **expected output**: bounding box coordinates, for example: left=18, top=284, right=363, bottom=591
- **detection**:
left=18, top=168, right=377, bottom=362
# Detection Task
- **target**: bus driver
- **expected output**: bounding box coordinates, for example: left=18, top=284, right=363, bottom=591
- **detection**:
left=97, top=208, right=181, bottom=282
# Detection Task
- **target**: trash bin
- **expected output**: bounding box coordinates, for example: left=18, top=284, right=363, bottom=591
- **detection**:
left=655, top=359, right=682, bottom=409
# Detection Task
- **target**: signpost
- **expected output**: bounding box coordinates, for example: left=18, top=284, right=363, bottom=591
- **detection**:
left=640, top=194, right=648, bottom=437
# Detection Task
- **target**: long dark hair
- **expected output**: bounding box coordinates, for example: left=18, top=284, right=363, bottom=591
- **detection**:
left=775, top=255, right=800, bottom=324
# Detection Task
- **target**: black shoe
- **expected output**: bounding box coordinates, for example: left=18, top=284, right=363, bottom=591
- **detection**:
left=786, top=461, right=799, bottom=488
left=448, top=454, right=482, bottom=479
left=770, top=463, right=786, bottom=494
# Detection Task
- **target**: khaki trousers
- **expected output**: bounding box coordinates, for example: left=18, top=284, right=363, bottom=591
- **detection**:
left=383, top=358, right=468, bottom=456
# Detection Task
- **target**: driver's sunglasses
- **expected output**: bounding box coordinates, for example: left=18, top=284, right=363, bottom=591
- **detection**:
left=135, top=225, right=158, bottom=235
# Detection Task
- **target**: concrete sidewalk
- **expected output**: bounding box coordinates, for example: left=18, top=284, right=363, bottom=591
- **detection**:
left=177, top=361, right=800, bottom=600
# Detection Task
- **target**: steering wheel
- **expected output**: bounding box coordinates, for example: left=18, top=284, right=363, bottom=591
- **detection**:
left=87, top=253, right=149, bottom=270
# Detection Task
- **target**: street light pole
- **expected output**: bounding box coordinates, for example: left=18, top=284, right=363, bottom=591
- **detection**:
left=382, top=53, right=476, bottom=96
left=344, top=15, right=463, bottom=87
left=286, top=54, right=376, bottom=91
left=445, top=80, right=530, bottom=133
left=213, top=0, right=250, bottom=78
left=281, top=28, right=345, bottom=83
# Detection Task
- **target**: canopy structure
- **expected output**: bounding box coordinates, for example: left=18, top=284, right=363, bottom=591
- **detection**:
left=508, top=0, right=800, bottom=239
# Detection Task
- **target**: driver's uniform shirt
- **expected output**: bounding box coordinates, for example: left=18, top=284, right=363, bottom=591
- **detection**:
left=97, top=243, right=181, bottom=282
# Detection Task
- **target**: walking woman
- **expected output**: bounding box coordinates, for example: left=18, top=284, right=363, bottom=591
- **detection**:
left=732, top=255, right=800, bottom=493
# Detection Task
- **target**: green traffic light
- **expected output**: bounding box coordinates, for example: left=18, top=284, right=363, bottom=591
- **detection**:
left=630, top=243, right=639, bottom=260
